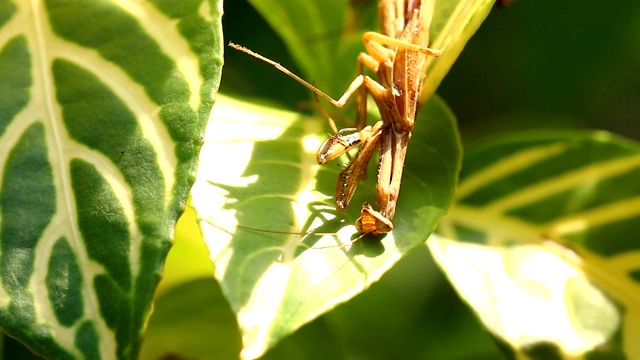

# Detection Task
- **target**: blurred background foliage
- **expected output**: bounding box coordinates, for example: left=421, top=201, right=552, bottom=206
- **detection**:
left=218, top=1, right=640, bottom=359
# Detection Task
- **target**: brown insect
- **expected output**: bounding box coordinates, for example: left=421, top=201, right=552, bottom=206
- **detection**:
left=230, top=0, right=444, bottom=236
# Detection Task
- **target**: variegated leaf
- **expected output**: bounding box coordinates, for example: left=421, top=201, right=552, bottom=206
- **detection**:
left=0, top=0, right=223, bottom=358
left=432, top=132, right=640, bottom=359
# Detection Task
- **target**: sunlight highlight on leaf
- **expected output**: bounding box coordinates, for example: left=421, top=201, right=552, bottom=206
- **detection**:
left=434, top=131, right=640, bottom=359
left=192, top=93, right=461, bottom=358
left=429, top=237, right=620, bottom=354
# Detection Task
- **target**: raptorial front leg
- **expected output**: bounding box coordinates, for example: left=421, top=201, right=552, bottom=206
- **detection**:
left=383, top=130, right=411, bottom=221
left=317, top=126, right=375, bottom=164
left=354, top=128, right=411, bottom=235
left=334, top=121, right=385, bottom=211
left=376, top=128, right=394, bottom=216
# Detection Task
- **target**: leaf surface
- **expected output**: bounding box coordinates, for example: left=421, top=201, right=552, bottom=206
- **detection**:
left=0, top=1, right=223, bottom=358
left=192, top=93, right=461, bottom=358
left=432, top=132, right=640, bottom=359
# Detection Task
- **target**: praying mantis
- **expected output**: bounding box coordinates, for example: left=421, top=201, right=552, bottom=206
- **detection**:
left=230, top=0, right=444, bottom=236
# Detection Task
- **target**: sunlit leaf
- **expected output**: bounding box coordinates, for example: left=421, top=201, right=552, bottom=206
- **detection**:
left=432, top=131, right=640, bottom=359
left=191, top=93, right=461, bottom=358
left=0, top=0, right=223, bottom=358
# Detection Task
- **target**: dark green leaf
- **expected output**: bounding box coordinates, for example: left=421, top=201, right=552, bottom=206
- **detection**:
left=0, top=1, right=223, bottom=358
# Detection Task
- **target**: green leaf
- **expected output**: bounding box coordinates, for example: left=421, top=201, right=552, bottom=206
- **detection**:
left=140, top=277, right=241, bottom=360
left=247, top=0, right=348, bottom=94
left=0, top=1, right=223, bottom=359
left=191, top=93, right=461, bottom=358
left=431, top=131, right=640, bottom=359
